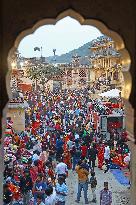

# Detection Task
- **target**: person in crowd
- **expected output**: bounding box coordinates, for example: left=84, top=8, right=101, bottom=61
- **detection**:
left=81, top=143, right=88, bottom=159
left=63, top=147, right=72, bottom=169
left=56, top=137, right=64, bottom=161
left=74, top=132, right=80, bottom=142
left=55, top=158, right=68, bottom=181
left=104, top=143, right=110, bottom=173
left=67, top=138, right=73, bottom=150
left=19, top=169, right=33, bottom=205
left=100, top=182, right=112, bottom=205
left=72, top=146, right=81, bottom=171
left=75, top=160, right=89, bottom=204
left=47, top=164, right=56, bottom=186
left=89, top=171, right=97, bottom=203
left=3, top=183, right=13, bottom=205
left=80, top=159, right=90, bottom=172
left=30, top=160, right=39, bottom=182
left=45, top=186, right=56, bottom=205
left=88, top=144, right=98, bottom=170
left=32, top=150, right=40, bottom=162
left=37, top=194, right=46, bottom=205
left=32, top=174, right=47, bottom=205
left=3, top=87, right=129, bottom=204
left=55, top=176, right=68, bottom=205
left=97, top=143, right=105, bottom=169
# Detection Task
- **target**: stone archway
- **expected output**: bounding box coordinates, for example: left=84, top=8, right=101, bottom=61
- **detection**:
left=2, top=8, right=135, bottom=205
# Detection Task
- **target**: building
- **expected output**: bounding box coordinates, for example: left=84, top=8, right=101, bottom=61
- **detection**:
left=52, top=55, right=90, bottom=90
left=89, top=36, right=124, bottom=95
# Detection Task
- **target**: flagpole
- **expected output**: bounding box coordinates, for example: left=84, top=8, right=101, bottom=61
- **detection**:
left=41, top=46, right=43, bottom=58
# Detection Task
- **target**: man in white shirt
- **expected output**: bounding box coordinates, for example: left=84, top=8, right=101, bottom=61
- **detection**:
left=55, top=158, right=68, bottom=181
left=104, top=145, right=110, bottom=160
left=104, top=144, right=110, bottom=173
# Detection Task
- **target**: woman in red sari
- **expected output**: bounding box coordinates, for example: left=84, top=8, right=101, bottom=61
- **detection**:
left=97, top=143, right=105, bottom=169
left=30, top=161, right=39, bottom=183
left=63, top=147, right=72, bottom=169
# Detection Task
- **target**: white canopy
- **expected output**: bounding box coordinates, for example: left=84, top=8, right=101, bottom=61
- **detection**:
left=98, top=88, right=120, bottom=98
left=19, top=92, right=24, bottom=98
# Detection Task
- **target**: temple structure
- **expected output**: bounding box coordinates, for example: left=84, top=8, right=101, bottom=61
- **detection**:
left=52, top=36, right=124, bottom=92
left=89, top=36, right=124, bottom=94
left=55, top=55, right=90, bottom=90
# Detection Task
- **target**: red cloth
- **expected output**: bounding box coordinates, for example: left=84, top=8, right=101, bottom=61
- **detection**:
left=97, top=145, right=104, bottom=169
left=32, top=121, right=40, bottom=129
left=63, top=150, right=72, bottom=169
left=36, top=113, right=40, bottom=120
left=38, top=160, right=44, bottom=174
left=55, top=123, right=61, bottom=131
left=30, top=166, right=38, bottom=182
left=48, top=169, right=55, bottom=179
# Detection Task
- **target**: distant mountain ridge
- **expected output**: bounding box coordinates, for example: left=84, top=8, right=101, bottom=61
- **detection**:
left=46, top=41, right=92, bottom=64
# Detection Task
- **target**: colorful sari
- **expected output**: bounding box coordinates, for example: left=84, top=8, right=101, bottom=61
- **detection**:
left=98, top=145, right=104, bottom=169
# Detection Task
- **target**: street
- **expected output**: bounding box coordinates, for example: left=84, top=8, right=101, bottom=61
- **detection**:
left=66, top=167, right=130, bottom=205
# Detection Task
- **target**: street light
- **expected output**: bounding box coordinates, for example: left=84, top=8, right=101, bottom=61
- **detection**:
left=20, top=62, right=24, bottom=67
left=11, top=62, right=16, bottom=68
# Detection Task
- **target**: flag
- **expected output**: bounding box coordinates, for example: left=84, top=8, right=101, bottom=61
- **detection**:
left=34, top=47, right=40, bottom=51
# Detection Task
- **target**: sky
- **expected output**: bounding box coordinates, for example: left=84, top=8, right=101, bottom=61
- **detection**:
left=18, top=16, right=102, bottom=58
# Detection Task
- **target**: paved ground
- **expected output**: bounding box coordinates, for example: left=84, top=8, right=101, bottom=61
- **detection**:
left=65, top=167, right=130, bottom=205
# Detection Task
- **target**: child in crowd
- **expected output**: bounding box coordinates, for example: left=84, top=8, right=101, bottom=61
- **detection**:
left=102, top=162, right=107, bottom=173
left=90, top=171, right=97, bottom=203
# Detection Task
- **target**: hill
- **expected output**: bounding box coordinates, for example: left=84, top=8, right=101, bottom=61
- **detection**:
left=46, top=41, right=92, bottom=64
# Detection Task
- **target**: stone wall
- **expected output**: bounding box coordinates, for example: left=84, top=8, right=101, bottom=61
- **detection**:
left=7, top=108, right=25, bottom=131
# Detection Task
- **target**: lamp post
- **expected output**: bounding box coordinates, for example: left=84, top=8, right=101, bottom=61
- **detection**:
left=53, top=49, right=56, bottom=62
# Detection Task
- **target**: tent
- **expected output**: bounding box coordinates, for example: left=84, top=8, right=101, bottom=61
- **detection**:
left=98, top=88, right=121, bottom=98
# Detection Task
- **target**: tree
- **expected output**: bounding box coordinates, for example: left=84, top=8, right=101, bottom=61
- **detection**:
left=26, top=65, right=39, bottom=90
left=26, top=63, right=62, bottom=91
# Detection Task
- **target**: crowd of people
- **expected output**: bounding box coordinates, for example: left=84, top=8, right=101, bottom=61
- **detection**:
left=3, top=88, right=130, bottom=205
